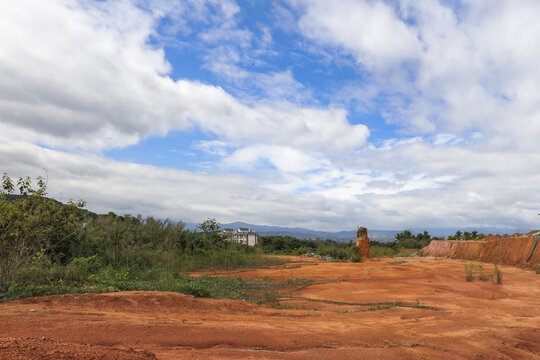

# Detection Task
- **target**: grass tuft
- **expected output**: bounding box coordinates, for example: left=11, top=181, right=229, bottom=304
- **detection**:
left=465, top=262, right=475, bottom=282
left=493, top=264, right=502, bottom=284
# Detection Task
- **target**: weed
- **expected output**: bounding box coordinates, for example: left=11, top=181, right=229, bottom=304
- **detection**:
left=465, top=262, right=475, bottom=282
left=477, top=264, right=491, bottom=281
left=383, top=339, right=397, bottom=347
left=370, top=246, right=396, bottom=258
left=395, top=249, right=417, bottom=257
left=403, top=341, right=422, bottom=347
left=493, top=264, right=502, bottom=284
left=259, top=288, right=280, bottom=306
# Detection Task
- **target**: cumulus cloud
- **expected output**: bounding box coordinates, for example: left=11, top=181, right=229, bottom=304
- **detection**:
left=221, top=145, right=329, bottom=174
left=0, top=136, right=361, bottom=230
left=296, top=0, right=422, bottom=70
left=0, top=0, right=368, bottom=154
left=2, top=134, right=539, bottom=231
left=293, top=0, right=540, bottom=142
left=1, top=0, right=539, bottom=231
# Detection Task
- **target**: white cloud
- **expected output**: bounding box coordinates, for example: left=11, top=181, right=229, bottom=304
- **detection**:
left=294, top=0, right=540, bottom=142
left=296, top=0, right=422, bottom=70
left=1, top=0, right=540, bottom=231
left=221, top=145, right=329, bottom=174
left=0, top=136, right=364, bottom=230
left=0, top=0, right=368, bottom=154
left=3, top=134, right=539, bottom=231
left=193, top=140, right=230, bottom=157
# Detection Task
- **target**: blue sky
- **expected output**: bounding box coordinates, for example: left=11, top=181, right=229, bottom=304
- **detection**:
left=1, top=0, right=540, bottom=231
left=106, top=1, right=395, bottom=172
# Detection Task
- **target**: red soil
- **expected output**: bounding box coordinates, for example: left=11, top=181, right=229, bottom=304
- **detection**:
left=423, top=232, right=540, bottom=268
left=1, top=257, right=539, bottom=359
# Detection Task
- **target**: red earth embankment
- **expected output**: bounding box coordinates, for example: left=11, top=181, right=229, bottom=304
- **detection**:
left=422, top=232, right=540, bottom=267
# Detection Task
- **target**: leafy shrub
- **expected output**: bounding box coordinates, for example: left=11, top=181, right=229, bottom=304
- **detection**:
left=0, top=174, right=84, bottom=291
left=259, top=288, right=280, bottom=306
left=66, top=256, right=100, bottom=283
left=173, top=282, right=211, bottom=298
left=370, top=246, right=396, bottom=258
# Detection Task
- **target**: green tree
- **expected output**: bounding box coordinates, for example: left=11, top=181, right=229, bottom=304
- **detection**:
left=195, top=218, right=225, bottom=249
left=395, top=230, right=414, bottom=244
left=197, top=218, right=221, bottom=233
left=0, top=174, right=84, bottom=291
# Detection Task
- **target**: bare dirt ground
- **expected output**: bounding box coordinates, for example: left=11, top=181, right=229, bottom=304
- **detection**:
left=1, top=256, right=539, bottom=359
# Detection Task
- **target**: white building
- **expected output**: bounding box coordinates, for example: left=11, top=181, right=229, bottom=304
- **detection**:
left=221, top=227, right=259, bottom=246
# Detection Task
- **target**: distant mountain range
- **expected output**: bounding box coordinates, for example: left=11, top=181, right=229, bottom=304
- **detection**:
left=185, top=221, right=527, bottom=242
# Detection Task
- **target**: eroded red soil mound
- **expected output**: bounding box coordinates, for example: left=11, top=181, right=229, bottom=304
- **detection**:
left=423, top=232, right=540, bottom=267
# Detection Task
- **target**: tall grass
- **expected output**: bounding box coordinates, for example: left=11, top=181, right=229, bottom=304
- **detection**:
left=493, top=264, right=502, bottom=284
left=178, top=248, right=284, bottom=272
left=465, top=262, right=475, bottom=281
left=370, top=246, right=396, bottom=257
left=464, top=262, right=502, bottom=284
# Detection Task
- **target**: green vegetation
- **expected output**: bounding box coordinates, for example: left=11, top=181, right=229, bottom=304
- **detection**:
left=465, top=262, right=475, bottom=282
left=493, top=264, right=503, bottom=284
left=0, top=174, right=287, bottom=301
left=369, top=230, right=443, bottom=258
left=464, top=262, right=502, bottom=284
left=260, top=235, right=360, bottom=261
left=260, top=231, right=430, bottom=261
left=447, top=230, right=488, bottom=240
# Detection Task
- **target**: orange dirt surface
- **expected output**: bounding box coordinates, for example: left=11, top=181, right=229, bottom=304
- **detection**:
left=422, top=232, right=540, bottom=268
left=1, top=256, right=539, bottom=359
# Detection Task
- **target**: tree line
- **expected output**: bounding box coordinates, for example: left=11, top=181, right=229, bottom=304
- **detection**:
left=0, top=174, right=281, bottom=297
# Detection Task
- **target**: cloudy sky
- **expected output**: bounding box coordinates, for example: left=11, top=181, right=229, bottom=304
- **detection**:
left=1, top=0, right=539, bottom=231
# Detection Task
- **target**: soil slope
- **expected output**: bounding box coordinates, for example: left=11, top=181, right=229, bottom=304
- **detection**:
left=1, top=257, right=539, bottom=359
left=423, top=232, right=540, bottom=268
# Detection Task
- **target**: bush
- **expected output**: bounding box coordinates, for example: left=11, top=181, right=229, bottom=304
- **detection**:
left=370, top=246, right=396, bottom=258
left=260, top=236, right=317, bottom=254
left=0, top=174, right=84, bottom=291
left=173, top=282, right=211, bottom=298
left=259, top=288, right=280, bottom=306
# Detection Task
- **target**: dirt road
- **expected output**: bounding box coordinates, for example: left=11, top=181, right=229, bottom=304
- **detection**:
left=1, top=257, right=539, bottom=359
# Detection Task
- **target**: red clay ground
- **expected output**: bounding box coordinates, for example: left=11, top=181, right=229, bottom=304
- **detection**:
left=1, top=256, right=539, bottom=359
